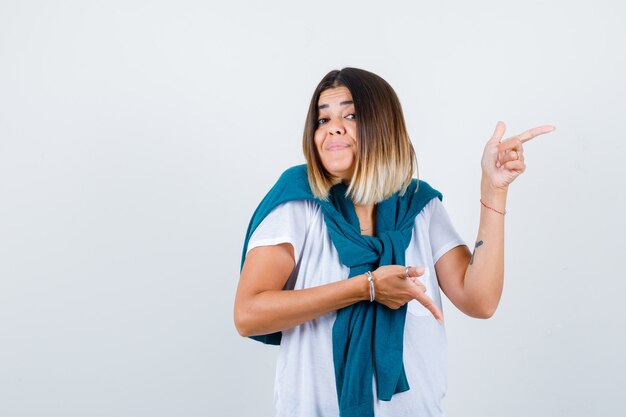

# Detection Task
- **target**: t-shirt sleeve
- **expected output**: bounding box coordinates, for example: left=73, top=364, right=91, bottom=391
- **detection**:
left=428, top=198, right=466, bottom=264
left=246, top=200, right=309, bottom=262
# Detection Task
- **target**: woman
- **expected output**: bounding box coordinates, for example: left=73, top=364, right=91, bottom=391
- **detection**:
left=234, top=67, right=554, bottom=417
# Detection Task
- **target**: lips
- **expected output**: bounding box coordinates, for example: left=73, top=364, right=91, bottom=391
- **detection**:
left=326, top=142, right=350, bottom=151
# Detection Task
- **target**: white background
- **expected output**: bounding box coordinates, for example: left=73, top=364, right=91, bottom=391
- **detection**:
left=1, top=1, right=625, bottom=416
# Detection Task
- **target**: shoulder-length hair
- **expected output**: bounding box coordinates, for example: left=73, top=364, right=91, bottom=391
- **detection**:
left=302, top=67, right=418, bottom=205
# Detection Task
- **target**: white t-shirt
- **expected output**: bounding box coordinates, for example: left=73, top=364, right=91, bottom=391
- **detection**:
left=247, top=197, right=466, bottom=417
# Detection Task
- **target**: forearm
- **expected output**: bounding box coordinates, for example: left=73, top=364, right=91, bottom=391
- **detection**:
left=456, top=120, right=555, bottom=317
left=235, top=274, right=369, bottom=337
left=462, top=178, right=507, bottom=317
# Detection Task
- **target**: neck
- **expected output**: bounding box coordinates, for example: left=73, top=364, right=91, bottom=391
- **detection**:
left=354, top=203, right=376, bottom=235
left=354, top=203, right=375, bottom=218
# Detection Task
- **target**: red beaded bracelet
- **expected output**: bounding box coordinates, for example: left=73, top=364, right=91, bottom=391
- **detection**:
left=480, top=199, right=506, bottom=215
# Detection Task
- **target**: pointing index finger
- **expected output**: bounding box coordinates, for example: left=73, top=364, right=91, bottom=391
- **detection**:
left=411, top=288, right=444, bottom=324
left=496, top=125, right=556, bottom=153
left=517, top=125, right=556, bottom=144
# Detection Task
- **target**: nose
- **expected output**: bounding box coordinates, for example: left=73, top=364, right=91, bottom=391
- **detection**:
left=326, top=119, right=346, bottom=135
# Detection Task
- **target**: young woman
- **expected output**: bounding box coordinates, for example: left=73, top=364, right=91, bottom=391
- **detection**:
left=234, top=67, right=554, bottom=417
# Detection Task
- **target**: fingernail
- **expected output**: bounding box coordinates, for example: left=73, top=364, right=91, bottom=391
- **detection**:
left=496, top=161, right=501, bottom=168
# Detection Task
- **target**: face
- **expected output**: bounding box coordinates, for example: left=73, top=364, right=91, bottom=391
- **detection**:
left=314, top=86, right=358, bottom=180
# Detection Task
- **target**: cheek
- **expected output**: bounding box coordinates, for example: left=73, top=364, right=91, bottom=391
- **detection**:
left=313, top=130, right=325, bottom=151
left=347, top=125, right=358, bottom=144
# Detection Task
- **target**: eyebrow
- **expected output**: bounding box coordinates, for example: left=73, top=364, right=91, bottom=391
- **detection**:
left=317, top=100, right=354, bottom=109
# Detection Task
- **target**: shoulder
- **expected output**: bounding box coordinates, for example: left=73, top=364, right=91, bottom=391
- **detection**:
left=397, top=178, right=443, bottom=223
left=278, top=164, right=308, bottom=181
left=412, top=178, right=443, bottom=203
left=276, top=164, right=310, bottom=190
left=241, top=165, right=315, bottom=268
left=262, top=199, right=319, bottom=223
left=248, top=199, right=320, bottom=262
left=414, top=179, right=448, bottom=221
left=257, top=164, right=314, bottom=208
left=410, top=197, right=441, bottom=230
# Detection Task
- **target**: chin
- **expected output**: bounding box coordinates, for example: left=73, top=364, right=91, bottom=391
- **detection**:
left=326, top=166, right=354, bottom=180
left=320, top=155, right=355, bottom=180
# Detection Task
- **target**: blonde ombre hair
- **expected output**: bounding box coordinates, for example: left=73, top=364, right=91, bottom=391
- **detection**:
left=302, top=68, right=418, bottom=205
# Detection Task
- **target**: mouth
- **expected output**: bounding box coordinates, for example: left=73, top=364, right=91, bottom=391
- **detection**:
left=325, top=142, right=350, bottom=151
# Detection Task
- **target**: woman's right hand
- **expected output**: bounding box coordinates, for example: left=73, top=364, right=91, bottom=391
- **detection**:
left=371, top=265, right=444, bottom=323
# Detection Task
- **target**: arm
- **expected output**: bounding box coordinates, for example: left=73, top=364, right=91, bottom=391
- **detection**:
left=436, top=122, right=555, bottom=319
left=234, top=244, right=442, bottom=337
left=234, top=243, right=369, bottom=337
left=435, top=187, right=506, bottom=319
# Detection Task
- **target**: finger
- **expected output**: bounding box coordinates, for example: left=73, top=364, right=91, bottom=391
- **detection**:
left=501, top=160, right=525, bottom=172
left=517, top=125, right=556, bottom=144
left=500, top=125, right=556, bottom=148
left=405, top=266, right=426, bottom=278
left=497, top=124, right=556, bottom=153
left=497, top=137, right=523, bottom=154
left=488, top=121, right=506, bottom=144
left=412, top=289, right=444, bottom=323
left=408, top=278, right=427, bottom=292
left=498, top=149, right=524, bottom=165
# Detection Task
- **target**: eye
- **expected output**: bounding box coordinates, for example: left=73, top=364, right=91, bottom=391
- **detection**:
left=345, top=113, right=356, bottom=120
left=317, top=118, right=329, bottom=125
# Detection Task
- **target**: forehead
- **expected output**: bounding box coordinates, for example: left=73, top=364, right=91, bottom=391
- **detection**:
left=318, top=86, right=353, bottom=107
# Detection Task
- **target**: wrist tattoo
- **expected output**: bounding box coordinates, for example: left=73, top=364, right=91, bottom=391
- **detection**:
left=470, top=240, right=483, bottom=265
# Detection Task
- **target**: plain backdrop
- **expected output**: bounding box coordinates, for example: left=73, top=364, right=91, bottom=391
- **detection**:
left=1, top=1, right=625, bottom=416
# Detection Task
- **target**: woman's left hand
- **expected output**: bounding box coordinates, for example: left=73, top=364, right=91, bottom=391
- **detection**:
left=481, top=121, right=555, bottom=192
